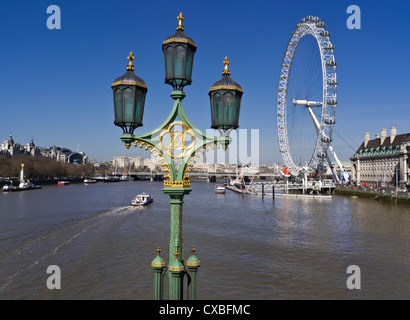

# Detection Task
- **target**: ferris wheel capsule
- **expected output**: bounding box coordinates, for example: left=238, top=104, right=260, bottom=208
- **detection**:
left=324, top=118, right=336, bottom=125
left=327, top=79, right=338, bottom=85
left=320, top=30, right=331, bottom=37
left=321, top=136, right=332, bottom=143
left=327, top=99, right=338, bottom=105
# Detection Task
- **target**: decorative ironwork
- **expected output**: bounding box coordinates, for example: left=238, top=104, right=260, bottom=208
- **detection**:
left=159, top=121, right=196, bottom=159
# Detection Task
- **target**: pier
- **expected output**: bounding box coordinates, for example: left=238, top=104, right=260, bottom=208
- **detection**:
left=226, top=178, right=335, bottom=198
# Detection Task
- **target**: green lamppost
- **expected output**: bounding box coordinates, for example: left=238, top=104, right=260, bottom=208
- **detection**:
left=112, top=12, right=243, bottom=300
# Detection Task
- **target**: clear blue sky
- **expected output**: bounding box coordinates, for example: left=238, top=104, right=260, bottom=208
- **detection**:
left=1, top=0, right=409, bottom=164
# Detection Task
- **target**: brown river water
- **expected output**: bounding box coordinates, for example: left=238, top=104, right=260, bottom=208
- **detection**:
left=0, top=181, right=409, bottom=299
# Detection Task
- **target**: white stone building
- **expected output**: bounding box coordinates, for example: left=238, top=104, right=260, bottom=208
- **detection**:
left=350, top=126, right=410, bottom=188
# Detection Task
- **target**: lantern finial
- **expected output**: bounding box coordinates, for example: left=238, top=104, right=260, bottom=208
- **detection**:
left=222, top=56, right=230, bottom=75
left=177, top=12, right=184, bottom=31
left=126, top=52, right=135, bottom=71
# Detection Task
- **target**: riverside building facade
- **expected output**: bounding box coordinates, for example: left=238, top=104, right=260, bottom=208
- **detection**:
left=350, top=126, right=410, bottom=188
left=0, top=135, right=87, bottom=164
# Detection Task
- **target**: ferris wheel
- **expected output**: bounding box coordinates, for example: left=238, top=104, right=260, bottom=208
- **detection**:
left=277, top=16, right=339, bottom=178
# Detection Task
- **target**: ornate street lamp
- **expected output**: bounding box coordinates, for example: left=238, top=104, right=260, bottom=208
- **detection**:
left=111, top=13, right=243, bottom=300
left=209, top=56, right=243, bottom=132
left=162, top=12, right=197, bottom=90
left=112, top=52, right=148, bottom=147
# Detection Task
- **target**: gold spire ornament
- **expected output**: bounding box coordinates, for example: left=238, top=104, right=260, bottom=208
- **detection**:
left=126, top=51, right=135, bottom=71
left=156, top=246, right=162, bottom=256
left=176, top=12, right=184, bottom=31
left=222, top=56, right=230, bottom=75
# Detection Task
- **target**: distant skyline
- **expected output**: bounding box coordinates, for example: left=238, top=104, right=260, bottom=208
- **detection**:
left=1, top=0, right=409, bottom=164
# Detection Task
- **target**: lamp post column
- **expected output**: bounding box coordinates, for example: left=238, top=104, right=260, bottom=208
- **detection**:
left=163, top=187, right=191, bottom=298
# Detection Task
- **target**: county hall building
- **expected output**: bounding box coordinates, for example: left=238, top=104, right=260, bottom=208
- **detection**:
left=350, top=126, right=410, bottom=188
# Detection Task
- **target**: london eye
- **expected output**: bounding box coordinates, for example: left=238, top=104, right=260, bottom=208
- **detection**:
left=277, top=16, right=338, bottom=178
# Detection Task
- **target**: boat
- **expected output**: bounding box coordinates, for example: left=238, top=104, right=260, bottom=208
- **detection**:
left=103, top=176, right=120, bottom=182
left=131, top=192, right=153, bottom=206
left=18, top=181, right=41, bottom=190
left=58, top=181, right=70, bottom=185
left=120, top=175, right=132, bottom=181
left=3, top=185, right=18, bottom=192
left=4, top=165, right=41, bottom=191
left=215, top=184, right=226, bottom=194
left=84, top=178, right=97, bottom=184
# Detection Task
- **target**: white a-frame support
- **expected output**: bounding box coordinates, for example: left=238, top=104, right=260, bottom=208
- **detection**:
left=306, top=106, right=349, bottom=183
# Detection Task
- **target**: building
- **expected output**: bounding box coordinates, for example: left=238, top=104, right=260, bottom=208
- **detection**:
left=26, top=138, right=41, bottom=156
left=0, top=135, right=87, bottom=164
left=112, top=156, right=159, bottom=171
left=112, top=156, right=133, bottom=169
left=350, top=126, right=410, bottom=188
left=1, top=134, right=38, bottom=156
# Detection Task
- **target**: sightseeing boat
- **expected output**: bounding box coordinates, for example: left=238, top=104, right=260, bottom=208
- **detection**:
left=215, top=184, right=226, bottom=194
left=131, top=192, right=153, bottom=206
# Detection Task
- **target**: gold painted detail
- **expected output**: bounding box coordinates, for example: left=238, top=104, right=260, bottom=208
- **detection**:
left=156, top=246, right=162, bottom=255
left=222, top=56, right=230, bottom=75
left=164, top=180, right=190, bottom=188
left=151, top=261, right=166, bottom=267
left=186, top=260, right=200, bottom=267
left=209, top=85, right=243, bottom=93
left=112, top=80, right=147, bottom=88
left=169, top=265, right=184, bottom=271
left=126, top=51, right=135, bottom=71
left=177, top=12, right=184, bottom=31
left=162, top=37, right=196, bottom=47
left=159, top=121, right=195, bottom=159
left=133, top=140, right=171, bottom=179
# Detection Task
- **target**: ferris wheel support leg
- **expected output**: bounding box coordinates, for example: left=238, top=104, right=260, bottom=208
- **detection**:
left=307, top=107, right=347, bottom=183
left=327, top=145, right=350, bottom=183
left=326, top=155, right=340, bottom=183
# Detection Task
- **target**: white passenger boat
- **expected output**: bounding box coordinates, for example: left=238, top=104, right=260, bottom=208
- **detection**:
left=84, top=178, right=97, bottom=184
left=131, top=192, right=153, bottom=206
left=215, top=184, right=226, bottom=194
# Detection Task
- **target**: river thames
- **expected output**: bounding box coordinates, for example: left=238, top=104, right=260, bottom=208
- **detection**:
left=0, top=181, right=409, bottom=300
